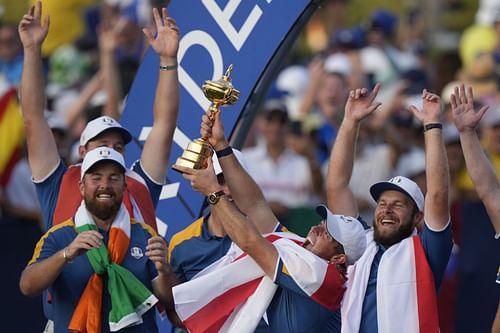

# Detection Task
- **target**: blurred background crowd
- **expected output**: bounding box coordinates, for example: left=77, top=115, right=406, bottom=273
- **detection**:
left=0, top=0, right=498, bottom=332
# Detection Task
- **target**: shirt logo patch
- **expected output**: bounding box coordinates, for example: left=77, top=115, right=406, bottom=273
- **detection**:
left=130, top=247, right=144, bottom=259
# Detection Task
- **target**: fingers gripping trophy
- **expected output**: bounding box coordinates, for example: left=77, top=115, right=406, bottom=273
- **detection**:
left=172, top=65, right=240, bottom=172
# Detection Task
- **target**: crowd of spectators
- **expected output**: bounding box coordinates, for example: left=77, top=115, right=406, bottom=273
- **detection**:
left=0, top=0, right=499, bottom=332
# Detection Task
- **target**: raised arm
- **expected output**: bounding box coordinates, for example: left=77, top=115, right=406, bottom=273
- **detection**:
left=200, top=112, right=278, bottom=234
left=141, top=7, right=180, bottom=183
left=176, top=159, right=279, bottom=278
left=450, top=84, right=499, bottom=234
left=98, top=20, right=122, bottom=121
left=18, top=1, right=59, bottom=180
left=327, top=84, right=381, bottom=216
left=409, top=90, right=450, bottom=229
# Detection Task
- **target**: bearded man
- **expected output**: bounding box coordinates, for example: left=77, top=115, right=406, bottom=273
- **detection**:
left=20, top=147, right=175, bottom=333
left=327, top=84, right=452, bottom=333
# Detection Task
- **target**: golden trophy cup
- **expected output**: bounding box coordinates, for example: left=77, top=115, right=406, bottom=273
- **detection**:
left=172, top=64, right=240, bottom=172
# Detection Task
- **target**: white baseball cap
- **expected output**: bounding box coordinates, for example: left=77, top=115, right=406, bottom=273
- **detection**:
left=315, top=205, right=367, bottom=265
left=212, top=148, right=249, bottom=176
left=81, top=147, right=126, bottom=180
left=370, top=176, right=424, bottom=211
left=80, top=116, right=132, bottom=146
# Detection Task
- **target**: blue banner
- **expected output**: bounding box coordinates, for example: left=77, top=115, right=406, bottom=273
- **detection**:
left=121, top=0, right=319, bottom=241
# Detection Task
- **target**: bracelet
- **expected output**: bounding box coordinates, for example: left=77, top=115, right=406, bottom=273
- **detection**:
left=215, top=146, right=233, bottom=158
left=63, top=247, right=74, bottom=263
left=423, top=123, right=443, bottom=132
left=159, top=63, right=178, bottom=71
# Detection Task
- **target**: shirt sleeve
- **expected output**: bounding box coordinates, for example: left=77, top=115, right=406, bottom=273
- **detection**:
left=131, top=160, right=163, bottom=208
left=34, top=161, right=67, bottom=231
left=419, top=221, right=453, bottom=289
left=29, top=229, right=60, bottom=265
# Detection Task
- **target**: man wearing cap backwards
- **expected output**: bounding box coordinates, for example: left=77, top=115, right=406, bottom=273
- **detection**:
left=327, top=84, right=452, bottom=332
left=450, top=84, right=500, bottom=331
left=167, top=148, right=282, bottom=331
left=171, top=112, right=366, bottom=333
left=19, top=1, right=180, bottom=231
left=20, top=147, right=176, bottom=333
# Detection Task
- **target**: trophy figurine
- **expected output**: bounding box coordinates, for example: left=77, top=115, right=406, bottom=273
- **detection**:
left=172, top=64, right=240, bottom=172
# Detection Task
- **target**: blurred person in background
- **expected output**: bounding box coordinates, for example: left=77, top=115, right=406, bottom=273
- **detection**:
left=243, top=99, right=323, bottom=223
left=0, top=23, right=23, bottom=87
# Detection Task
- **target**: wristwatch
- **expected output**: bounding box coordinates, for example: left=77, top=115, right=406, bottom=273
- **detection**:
left=207, top=190, right=225, bottom=205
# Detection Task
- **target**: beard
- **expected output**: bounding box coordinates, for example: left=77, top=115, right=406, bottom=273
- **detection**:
left=84, top=190, right=122, bottom=221
left=373, top=216, right=415, bottom=248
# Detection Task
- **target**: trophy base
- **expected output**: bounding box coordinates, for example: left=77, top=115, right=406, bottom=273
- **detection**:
left=171, top=138, right=213, bottom=173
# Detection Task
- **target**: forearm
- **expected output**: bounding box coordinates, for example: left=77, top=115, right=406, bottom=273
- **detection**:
left=100, top=49, right=122, bottom=121
left=215, top=142, right=277, bottom=233
left=212, top=197, right=278, bottom=277
left=326, top=118, right=359, bottom=215
left=459, top=130, right=500, bottom=232
left=21, top=47, right=60, bottom=180
left=141, top=58, right=179, bottom=183
left=64, top=73, right=102, bottom=127
left=19, top=249, right=67, bottom=296
left=424, top=127, right=450, bottom=228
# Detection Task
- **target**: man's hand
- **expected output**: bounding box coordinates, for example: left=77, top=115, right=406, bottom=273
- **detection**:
left=177, top=158, right=222, bottom=196
left=408, top=89, right=442, bottom=124
left=450, top=84, right=489, bottom=132
left=201, top=111, right=227, bottom=151
left=64, top=231, right=103, bottom=260
left=146, top=236, right=169, bottom=273
left=143, top=7, right=180, bottom=63
left=344, top=83, right=382, bottom=123
left=18, top=1, right=49, bottom=50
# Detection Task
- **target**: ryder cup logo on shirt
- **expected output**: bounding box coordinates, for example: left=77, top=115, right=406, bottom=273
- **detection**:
left=130, top=247, right=144, bottom=259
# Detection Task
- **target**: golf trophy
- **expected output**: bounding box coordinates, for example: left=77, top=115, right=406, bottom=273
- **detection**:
left=172, top=64, right=240, bottom=172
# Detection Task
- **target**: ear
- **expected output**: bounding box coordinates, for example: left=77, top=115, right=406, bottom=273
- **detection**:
left=78, top=146, right=86, bottom=161
left=79, top=179, right=85, bottom=196
left=414, top=210, right=424, bottom=226
left=330, top=254, right=347, bottom=265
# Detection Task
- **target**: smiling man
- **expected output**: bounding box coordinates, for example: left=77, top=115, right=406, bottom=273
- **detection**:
left=327, top=84, right=452, bottom=333
left=19, top=147, right=175, bottom=333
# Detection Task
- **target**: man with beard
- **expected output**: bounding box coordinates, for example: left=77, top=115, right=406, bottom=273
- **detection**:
left=19, top=147, right=176, bottom=333
left=327, top=84, right=452, bottom=332
left=171, top=112, right=367, bottom=333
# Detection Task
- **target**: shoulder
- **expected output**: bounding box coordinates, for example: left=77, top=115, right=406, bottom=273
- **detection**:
left=168, top=217, right=205, bottom=258
left=131, top=219, right=158, bottom=237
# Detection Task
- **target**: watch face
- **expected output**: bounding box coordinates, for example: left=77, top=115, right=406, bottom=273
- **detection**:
left=208, top=194, right=218, bottom=204
left=207, top=191, right=224, bottom=205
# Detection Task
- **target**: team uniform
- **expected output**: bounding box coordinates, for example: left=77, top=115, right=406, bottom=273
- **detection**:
left=29, top=219, right=159, bottom=333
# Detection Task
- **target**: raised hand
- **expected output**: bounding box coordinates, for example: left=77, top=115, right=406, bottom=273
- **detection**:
left=408, top=89, right=442, bottom=125
left=200, top=111, right=227, bottom=150
left=143, top=7, right=180, bottom=62
left=146, top=236, right=169, bottom=273
left=450, top=84, right=490, bottom=132
left=177, top=158, right=221, bottom=197
left=18, top=1, right=50, bottom=50
left=344, top=83, right=382, bottom=123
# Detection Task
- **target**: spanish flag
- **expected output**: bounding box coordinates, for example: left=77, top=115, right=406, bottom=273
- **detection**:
left=0, top=88, right=24, bottom=186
